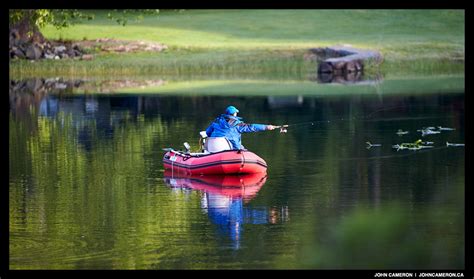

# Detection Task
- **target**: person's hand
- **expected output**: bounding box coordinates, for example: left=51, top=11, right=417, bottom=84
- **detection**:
left=267, top=125, right=277, bottom=130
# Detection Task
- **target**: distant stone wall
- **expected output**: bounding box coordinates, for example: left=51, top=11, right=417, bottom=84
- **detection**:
left=309, top=46, right=383, bottom=74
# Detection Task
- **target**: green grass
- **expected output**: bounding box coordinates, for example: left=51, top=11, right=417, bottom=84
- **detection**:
left=10, top=9, right=465, bottom=78
left=9, top=52, right=464, bottom=81
left=9, top=48, right=312, bottom=79
left=42, top=10, right=464, bottom=55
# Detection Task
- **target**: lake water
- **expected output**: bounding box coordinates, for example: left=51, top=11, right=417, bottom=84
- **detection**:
left=9, top=77, right=465, bottom=269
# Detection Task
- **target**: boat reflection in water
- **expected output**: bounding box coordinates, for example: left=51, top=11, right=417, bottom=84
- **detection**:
left=163, top=171, right=289, bottom=249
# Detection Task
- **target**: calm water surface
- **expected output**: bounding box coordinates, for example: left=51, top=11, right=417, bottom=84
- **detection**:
left=9, top=80, right=465, bottom=269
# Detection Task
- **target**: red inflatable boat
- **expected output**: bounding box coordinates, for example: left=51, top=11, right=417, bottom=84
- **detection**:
left=163, top=149, right=267, bottom=175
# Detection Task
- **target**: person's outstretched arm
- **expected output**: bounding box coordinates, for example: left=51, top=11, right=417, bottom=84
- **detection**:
left=236, top=123, right=276, bottom=133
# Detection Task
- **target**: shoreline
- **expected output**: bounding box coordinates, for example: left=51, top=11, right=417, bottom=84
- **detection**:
left=9, top=44, right=464, bottom=79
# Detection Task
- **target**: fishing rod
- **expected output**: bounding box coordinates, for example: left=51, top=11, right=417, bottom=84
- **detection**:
left=274, top=120, right=333, bottom=133
left=273, top=112, right=453, bottom=134
left=271, top=107, right=453, bottom=133
left=272, top=102, right=459, bottom=133
left=274, top=122, right=311, bottom=133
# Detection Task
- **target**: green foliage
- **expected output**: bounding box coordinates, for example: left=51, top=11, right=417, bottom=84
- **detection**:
left=9, top=9, right=160, bottom=31
left=105, top=9, right=160, bottom=26
left=9, top=9, right=94, bottom=30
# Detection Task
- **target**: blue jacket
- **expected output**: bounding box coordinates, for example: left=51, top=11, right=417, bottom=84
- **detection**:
left=205, top=114, right=268, bottom=150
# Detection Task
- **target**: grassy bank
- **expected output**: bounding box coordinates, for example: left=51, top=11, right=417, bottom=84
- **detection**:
left=9, top=48, right=312, bottom=79
left=9, top=53, right=464, bottom=81
left=10, top=9, right=464, bottom=78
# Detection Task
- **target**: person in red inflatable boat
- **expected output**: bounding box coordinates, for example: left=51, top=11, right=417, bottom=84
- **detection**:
left=205, top=106, right=277, bottom=150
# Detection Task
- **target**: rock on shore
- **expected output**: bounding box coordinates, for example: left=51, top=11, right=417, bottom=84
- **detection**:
left=10, top=29, right=168, bottom=61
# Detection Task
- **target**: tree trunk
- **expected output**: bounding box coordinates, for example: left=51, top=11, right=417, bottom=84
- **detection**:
left=10, top=10, right=46, bottom=44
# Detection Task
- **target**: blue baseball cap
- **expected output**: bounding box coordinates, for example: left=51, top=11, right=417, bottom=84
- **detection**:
left=225, top=106, right=239, bottom=115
